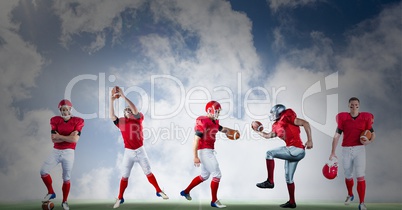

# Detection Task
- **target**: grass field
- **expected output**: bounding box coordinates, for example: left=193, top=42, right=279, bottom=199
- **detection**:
left=0, top=200, right=401, bottom=210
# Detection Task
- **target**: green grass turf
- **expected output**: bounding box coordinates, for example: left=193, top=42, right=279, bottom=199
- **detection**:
left=0, top=200, right=400, bottom=210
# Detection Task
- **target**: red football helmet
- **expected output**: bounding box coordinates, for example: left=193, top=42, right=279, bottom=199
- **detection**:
left=58, top=99, right=73, bottom=120
left=322, top=159, right=338, bottom=180
left=205, top=101, right=221, bottom=120
left=58, top=99, right=73, bottom=109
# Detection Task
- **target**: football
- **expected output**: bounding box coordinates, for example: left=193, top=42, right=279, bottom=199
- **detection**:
left=42, top=201, right=54, bottom=210
left=251, top=121, right=264, bottom=132
left=112, top=86, right=121, bottom=99
left=360, top=130, right=372, bottom=143
left=226, top=128, right=240, bottom=140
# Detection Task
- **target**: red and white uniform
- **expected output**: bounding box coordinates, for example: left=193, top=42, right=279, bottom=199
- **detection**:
left=336, top=112, right=374, bottom=178
left=40, top=116, right=84, bottom=181
left=114, top=113, right=152, bottom=177
left=267, top=109, right=306, bottom=184
left=195, top=116, right=222, bottom=180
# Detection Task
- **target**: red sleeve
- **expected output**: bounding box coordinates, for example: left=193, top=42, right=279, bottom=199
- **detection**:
left=336, top=113, right=346, bottom=130
left=75, top=117, right=85, bottom=132
left=195, top=117, right=206, bottom=133
left=368, top=113, right=374, bottom=130
left=50, top=116, right=59, bottom=131
left=361, top=112, right=374, bottom=130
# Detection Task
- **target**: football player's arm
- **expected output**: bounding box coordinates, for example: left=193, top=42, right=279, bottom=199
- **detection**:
left=294, top=118, right=313, bottom=149
left=370, top=131, right=376, bottom=142
left=120, top=92, right=139, bottom=116
left=257, top=131, right=277, bottom=139
left=109, top=93, right=118, bottom=121
left=193, top=135, right=201, bottom=167
left=220, top=126, right=230, bottom=133
left=330, top=132, right=341, bottom=160
left=51, top=130, right=80, bottom=143
left=51, top=130, right=63, bottom=143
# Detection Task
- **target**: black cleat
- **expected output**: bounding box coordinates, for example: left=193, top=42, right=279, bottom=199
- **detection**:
left=280, top=201, right=296, bottom=208
left=256, top=179, right=274, bottom=189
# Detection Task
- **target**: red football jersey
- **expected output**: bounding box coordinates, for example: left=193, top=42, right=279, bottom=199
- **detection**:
left=50, top=116, right=84, bottom=150
left=115, top=113, right=144, bottom=150
left=195, top=116, right=220, bottom=150
left=271, top=109, right=304, bottom=149
left=336, top=112, right=374, bottom=147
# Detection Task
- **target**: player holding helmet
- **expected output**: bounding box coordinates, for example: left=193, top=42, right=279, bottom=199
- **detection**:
left=252, top=104, right=313, bottom=208
left=110, top=87, right=168, bottom=209
left=180, top=100, right=237, bottom=208
left=40, top=99, right=85, bottom=210
left=329, top=97, right=375, bottom=210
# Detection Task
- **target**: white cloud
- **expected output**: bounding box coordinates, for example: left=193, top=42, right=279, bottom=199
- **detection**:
left=0, top=1, right=55, bottom=202
left=267, top=0, right=322, bottom=13
left=73, top=167, right=114, bottom=199
left=53, top=0, right=146, bottom=48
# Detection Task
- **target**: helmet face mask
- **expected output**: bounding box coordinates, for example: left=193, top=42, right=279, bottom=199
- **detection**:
left=269, top=104, right=286, bottom=121
left=58, top=99, right=73, bottom=120
left=205, top=101, right=221, bottom=120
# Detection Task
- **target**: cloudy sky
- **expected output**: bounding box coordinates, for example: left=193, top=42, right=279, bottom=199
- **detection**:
left=0, top=0, right=401, bottom=204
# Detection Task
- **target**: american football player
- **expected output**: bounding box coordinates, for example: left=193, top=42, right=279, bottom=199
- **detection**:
left=40, top=99, right=85, bottom=210
left=329, top=97, right=375, bottom=210
left=253, top=104, right=313, bottom=208
left=110, top=88, right=168, bottom=209
left=180, top=100, right=235, bottom=208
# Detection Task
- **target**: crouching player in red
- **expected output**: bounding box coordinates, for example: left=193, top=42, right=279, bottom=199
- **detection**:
left=110, top=87, right=168, bottom=209
left=329, top=97, right=375, bottom=210
left=253, top=104, right=313, bottom=208
left=40, top=99, right=85, bottom=210
left=180, top=100, right=239, bottom=208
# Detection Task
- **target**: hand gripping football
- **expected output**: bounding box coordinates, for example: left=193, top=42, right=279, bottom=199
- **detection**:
left=112, top=86, right=121, bottom=99
left=251, top=121, right=264, bottom=132
left=360, top=130, right=372, bottom=143
left=226, top=128, right=240, bottom=140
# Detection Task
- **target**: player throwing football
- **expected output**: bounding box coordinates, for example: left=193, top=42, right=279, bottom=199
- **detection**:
left=40, top=99, right=85, bottom=210
left=180, top=100, right=236, bottom=208
left=110, top=87, right=168, bottom=209
left=329, top=97, right=375, bottom=210
left=253, top=104, right=313, bottom=209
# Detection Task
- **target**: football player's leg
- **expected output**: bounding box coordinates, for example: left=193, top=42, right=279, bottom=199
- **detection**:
left=342, top=147, right=355, bottom=204
left=61, top=149, right=74, bottom=203
left=137, top=148, right=162, bottom=193
left=118, top=150, right=134, bottom=200
left=263, top=148, right=283, bottom=185
left=200, top=149, right=222, bottom=203
left=258, top=146, right=288, bottom=188
left=355, top=146, right=366, bottom=204
left=285, top=160, right=300, bottom=206
left=181, top=150, right=209, bottom=198
left=40, top=149, right=60, bottom=200
left=183, top=175, right=205, bottom=196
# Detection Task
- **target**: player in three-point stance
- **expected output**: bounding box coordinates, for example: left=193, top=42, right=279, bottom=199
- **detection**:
left=40, top=99, right=85, bottom=210
left=253, top=104, right=313, bottom=209
left=329, top=97, right=375, bottom=210
left=180, top=100, right=237, bottom=208
left=110, top=88, right=168, bottom=209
